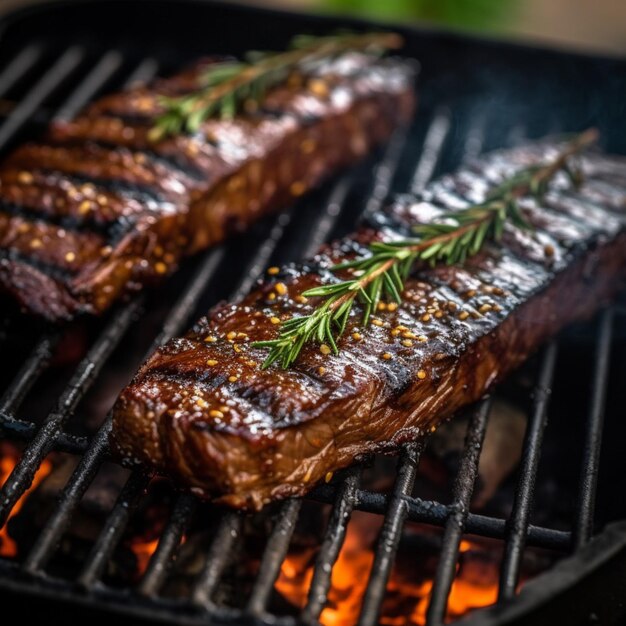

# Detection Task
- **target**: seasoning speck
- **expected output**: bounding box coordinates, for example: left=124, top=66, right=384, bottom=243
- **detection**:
left=301, top=139, right=316, bottom=154
left=309, top=78, right=329, bottom=97
left=417, top=370, right=427, bottom=379
left=290, top=181, right=306, bottom=196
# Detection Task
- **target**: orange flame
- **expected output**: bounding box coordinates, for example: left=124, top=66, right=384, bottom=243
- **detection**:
left=131, top=537, right=160, bottom=575
left=0, top=442, right=53, bottom=558
left=276, top=519, right=499, bottom=626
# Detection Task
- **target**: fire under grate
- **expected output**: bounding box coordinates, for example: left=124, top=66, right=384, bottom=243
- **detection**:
left=1, top=2, right=626, bottom=625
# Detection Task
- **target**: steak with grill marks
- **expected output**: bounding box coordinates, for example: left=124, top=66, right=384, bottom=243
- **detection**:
left=0, top=54, right=415, bottom=321
left=110, top=139, right=626, bottom=510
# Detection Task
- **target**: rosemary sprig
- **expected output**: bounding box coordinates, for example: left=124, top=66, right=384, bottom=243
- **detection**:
left=253, top=129, right=598, bottom=369
left=149, top=32, right=403, bottom=141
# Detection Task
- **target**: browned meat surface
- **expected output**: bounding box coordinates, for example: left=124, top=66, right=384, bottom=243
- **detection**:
left=110, top=139, right=626, bottom=510
left=0, top=55, right=415, bottom=321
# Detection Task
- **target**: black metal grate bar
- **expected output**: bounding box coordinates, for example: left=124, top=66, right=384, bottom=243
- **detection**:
left=0, top=46, right=83, bottom=150
left=301, top=467, right=362, bottom=623
left=78, top=469, right=152, bottom=587
left=425, top=399, right=491, bottom=625
left=22, top=423, right=110, bottom=573
left=358, top=443, right=423, bottom=626
left=0, top=332, right=60, bottom=417
left=54, top=50, right=123, bottom=121
left=361, top=128, right=409, bottom=221
left=0, top=298, right=141, bottom=526
left=232, top=211, right=293, bottom=299
left=124, top=58, right=160, bottom=86
left=0, top=44, right=41, bottom=98
left=410, top=107, right=452, bottom=194
left=574, top=309, right=614, bottom=548
left=0, top=418, right=89, bottom=454
left=308, top=485, right=571, bottom=551
left=303, top=175, right=352, bottom=257
left=247, top=499, right=303, bottom=615
left=498, top=343, right=558, bottom=600
left=138, top=492, right=197, bottom=596
left=191, top=512, right=243, bottom=608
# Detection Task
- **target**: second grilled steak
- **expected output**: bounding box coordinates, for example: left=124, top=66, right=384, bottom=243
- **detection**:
left=0, top=53, right=415, bottom=321
left=110, top=138, right=626, bottom=510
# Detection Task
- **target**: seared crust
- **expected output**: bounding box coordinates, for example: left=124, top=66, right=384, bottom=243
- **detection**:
left=0, top=54, right=415, bottom=320
left=110, top=141, right=626, bottom=509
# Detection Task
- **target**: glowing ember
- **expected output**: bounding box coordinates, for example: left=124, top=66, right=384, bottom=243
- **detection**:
left=276, top=516, right=499, bottom=625
left=0, top=442, right=53, bottom=558
left=130, top=537, right=160, bottom=575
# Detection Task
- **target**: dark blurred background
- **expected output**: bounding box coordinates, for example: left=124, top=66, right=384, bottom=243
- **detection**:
left=2, top=0, right=626, bottom=55
left=263, top=0, right=626, bottom=54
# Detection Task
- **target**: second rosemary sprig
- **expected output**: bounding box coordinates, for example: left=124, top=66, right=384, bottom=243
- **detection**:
left=253, top=129, right=598, bottom=369
left=149, top=31, right=403, bottom=141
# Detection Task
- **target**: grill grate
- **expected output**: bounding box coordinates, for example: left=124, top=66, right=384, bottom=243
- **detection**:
left=0, top=2, right=625, bottom=625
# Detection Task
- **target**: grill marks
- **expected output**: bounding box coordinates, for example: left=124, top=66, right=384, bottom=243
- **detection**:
left=0, top=54, right=415, bottom=320
left=6, top=143, right=188, bottom=202
left=110, top=140, right=626, bottom=509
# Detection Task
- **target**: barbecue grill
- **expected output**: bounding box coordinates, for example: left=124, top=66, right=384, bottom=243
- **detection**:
left=1, top=1, right=626, bottom=625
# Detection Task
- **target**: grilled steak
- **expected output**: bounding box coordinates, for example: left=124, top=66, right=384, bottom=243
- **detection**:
left=0, top=54, right=414, bottom=321
left=111, top=139, right=626, bottom=510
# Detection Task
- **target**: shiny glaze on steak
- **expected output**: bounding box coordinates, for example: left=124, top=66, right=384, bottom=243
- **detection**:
left=0, top=54, right=415, bottom=320
left=111, top=140, right=626, bottom=509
